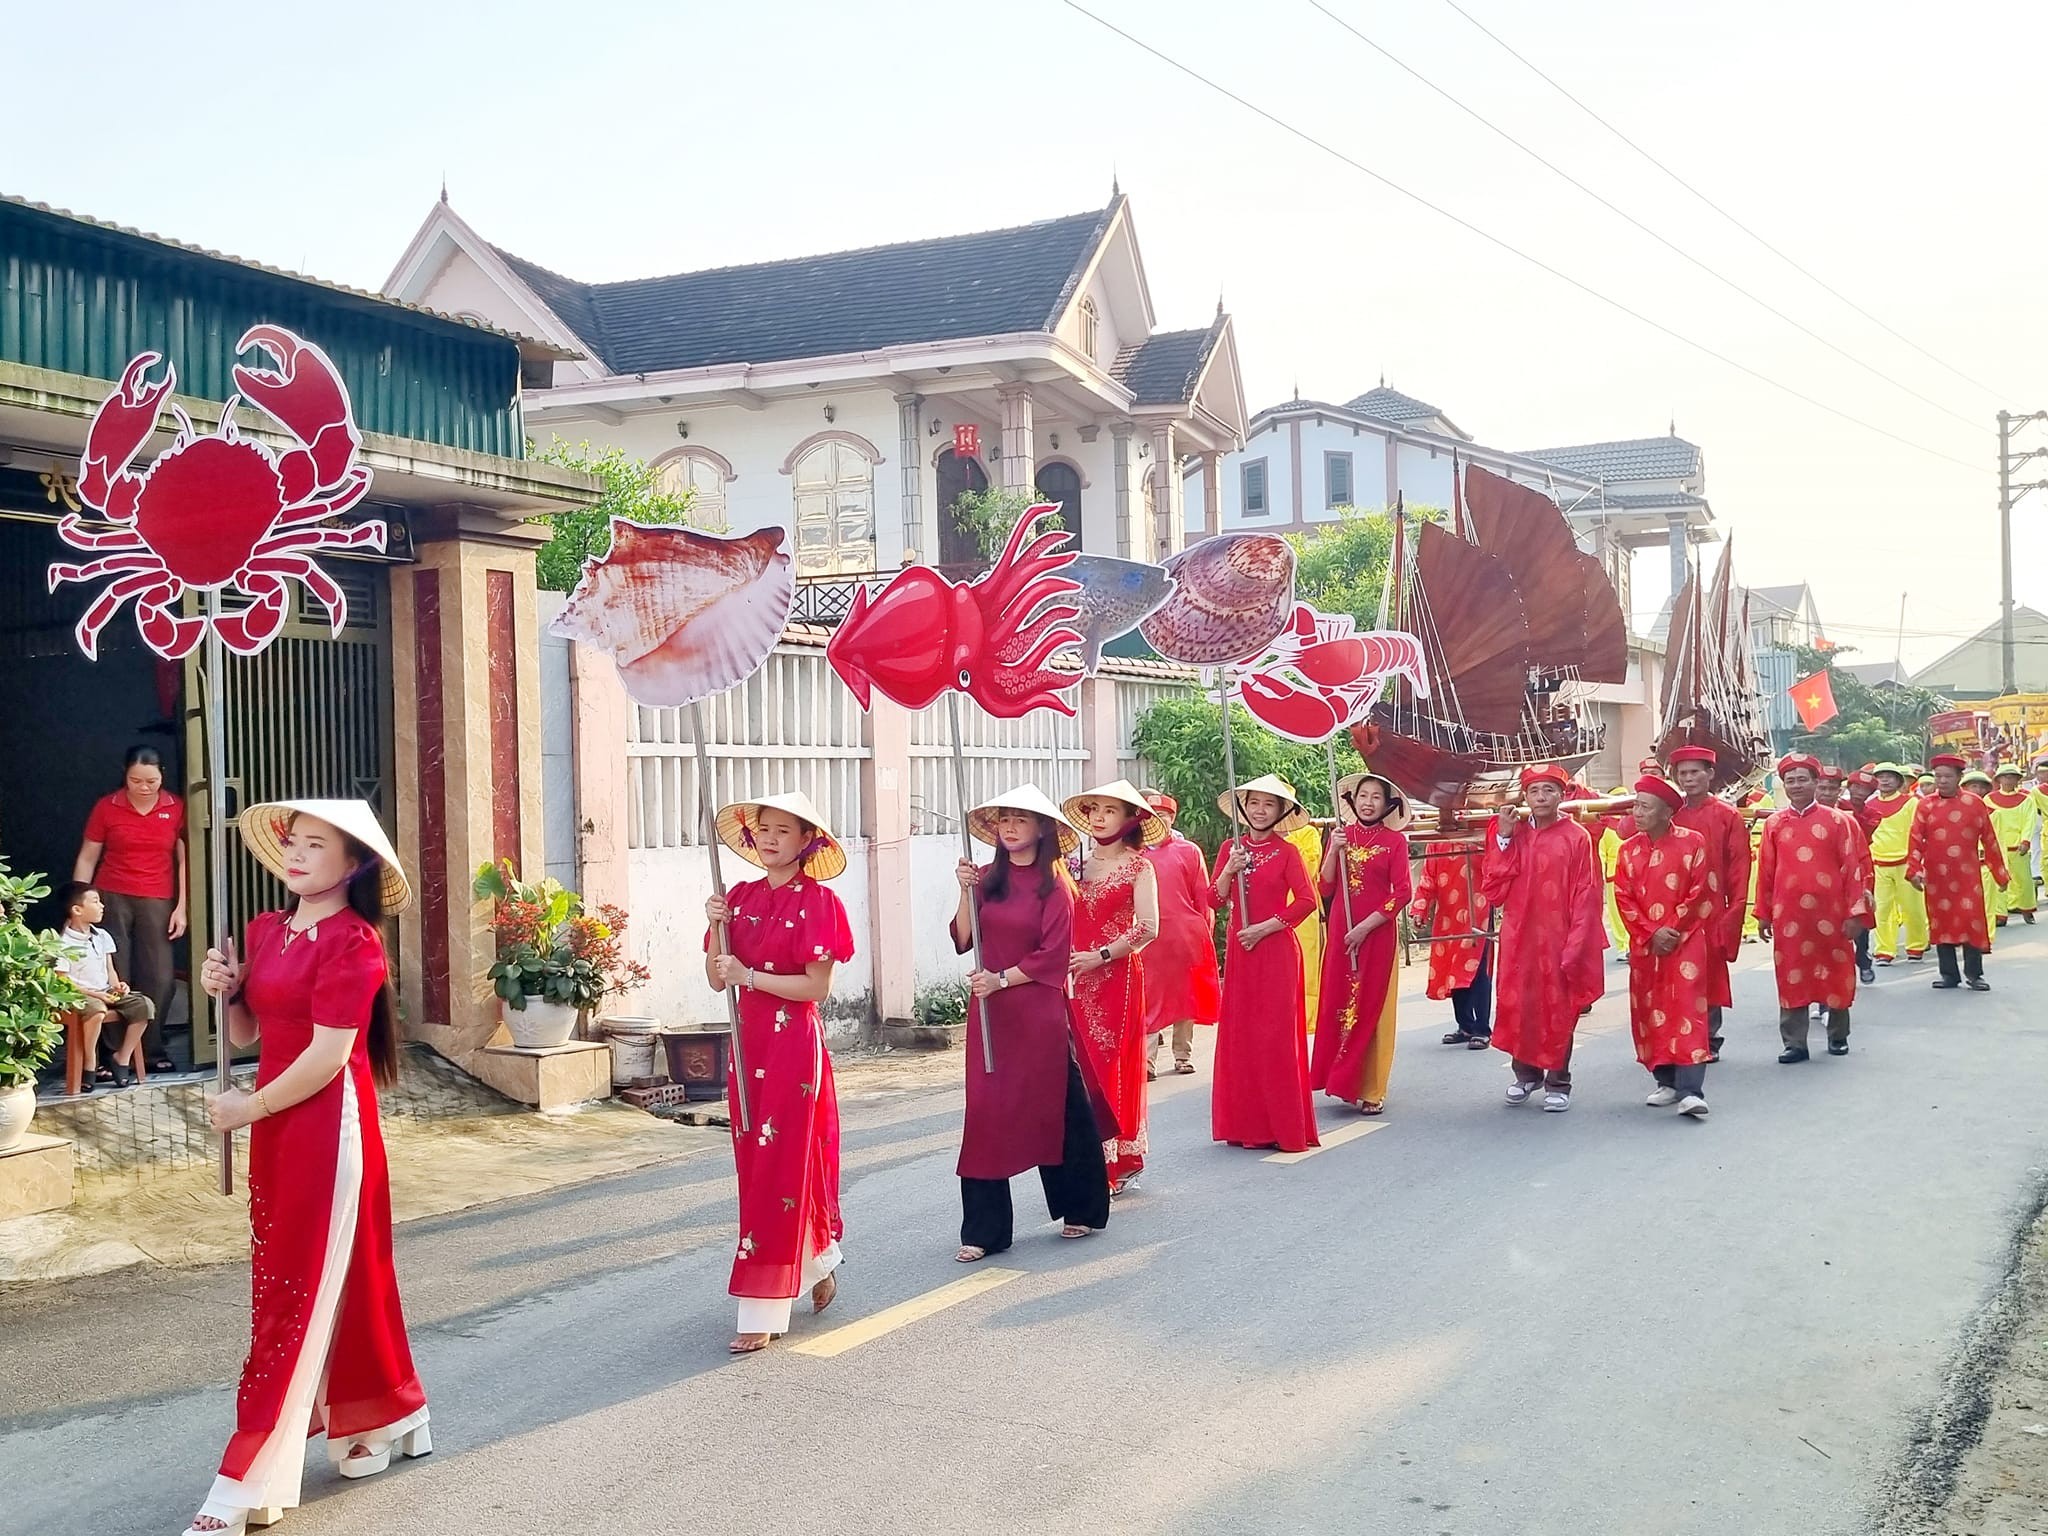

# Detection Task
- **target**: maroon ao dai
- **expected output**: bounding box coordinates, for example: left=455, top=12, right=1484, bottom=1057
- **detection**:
left=1751, top=803, right=1871, bottom=1010
left=956, top=869, right=1079, bottom=1179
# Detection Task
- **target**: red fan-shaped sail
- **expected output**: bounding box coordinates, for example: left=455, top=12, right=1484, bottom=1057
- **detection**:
left=1413, top=520, right=1530, bottom=735
left=1578, top=561, right=1629, bottom=683
left=1462, top=463, right=1626, bottom=682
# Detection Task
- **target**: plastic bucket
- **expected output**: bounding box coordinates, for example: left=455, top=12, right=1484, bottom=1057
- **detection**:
left=600, top=1016, right=658, bottom=1087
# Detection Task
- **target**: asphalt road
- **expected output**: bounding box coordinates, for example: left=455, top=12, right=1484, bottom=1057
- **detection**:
left=5, top=926, right=2047, bottom=1536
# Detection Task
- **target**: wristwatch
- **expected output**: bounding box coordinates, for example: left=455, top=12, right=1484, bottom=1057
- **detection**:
left=997, top=969, right=1010, bottom=988
left=1098, top=946, right=1113, bottom=963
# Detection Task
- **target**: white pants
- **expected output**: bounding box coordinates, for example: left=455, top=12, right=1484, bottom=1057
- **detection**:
left=736, top=1240, right=843, bottom=1336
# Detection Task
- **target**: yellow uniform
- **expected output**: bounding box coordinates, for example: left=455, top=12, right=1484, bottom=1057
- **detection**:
left=1986, top=785, right=2036, bottom=918
left=1599, top=823, right=1628, bottom=955
left=1867, top=790, right=1929, bottom=958
left=1287, top=822, right=1325, bottom=1029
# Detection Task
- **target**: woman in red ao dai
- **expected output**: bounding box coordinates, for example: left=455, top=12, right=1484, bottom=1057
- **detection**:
left=703, top=792, right=856, bottom=1355
left=186, top=801, right=427, bottom=1536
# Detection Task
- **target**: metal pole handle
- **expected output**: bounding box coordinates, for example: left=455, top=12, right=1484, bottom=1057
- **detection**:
left=691, top=702, right=751, bottom=1134
left=949, top=693, right=995, bottom=1075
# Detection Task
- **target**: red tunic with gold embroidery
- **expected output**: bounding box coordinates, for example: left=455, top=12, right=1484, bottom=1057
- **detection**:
left=1480, top=815, right=1606, bottom=1072
left=1407, top=845, right=1491, bottom=997
left=1752, top=803, right=1871, bottom=1009
left=1672, top=795, right=1750, bottom=1010
left=1907, top=791, right=2009, bottom=948
left=1613, top=825, right=1717, bottom=1069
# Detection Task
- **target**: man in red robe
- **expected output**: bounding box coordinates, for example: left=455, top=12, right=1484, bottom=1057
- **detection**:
left=1481, top=762, right=1606, bottom=1111
left=1842, top=768, right=1880, bottom=983
left=1614, top=775, right=1717, bottom=1117
left=1668, top=744, right=1750, bottom=1061
left=1140, top=791, right=1222, bottom=1076
left=1753, top=753, right=1871, bottom=1063
left=1910, top=754, right=2009, bottom=991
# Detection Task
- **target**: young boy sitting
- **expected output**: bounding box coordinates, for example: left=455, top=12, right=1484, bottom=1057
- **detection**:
left=51, top=882, right=155, bottom=1094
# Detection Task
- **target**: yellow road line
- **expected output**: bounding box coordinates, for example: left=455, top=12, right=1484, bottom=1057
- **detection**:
left=790, top=1267, right=1023, bottom=1358
left=1264, top=1119, right=1387, bottom=1164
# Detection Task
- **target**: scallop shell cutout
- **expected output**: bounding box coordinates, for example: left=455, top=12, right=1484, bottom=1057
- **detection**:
left=549, top=519, right=795, bottom=707
left=1138, top=533, right=1297, bottom=665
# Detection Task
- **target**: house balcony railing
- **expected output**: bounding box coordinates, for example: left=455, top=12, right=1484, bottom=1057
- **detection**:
left=792, top=564, right=982, bottom=627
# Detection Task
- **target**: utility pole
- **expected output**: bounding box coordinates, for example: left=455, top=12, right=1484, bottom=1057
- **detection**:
left=1997, top=410, right=2048, bottom=696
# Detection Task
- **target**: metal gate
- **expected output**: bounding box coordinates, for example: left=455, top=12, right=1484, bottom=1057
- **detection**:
left=183, top=561, right=395, bottom=1064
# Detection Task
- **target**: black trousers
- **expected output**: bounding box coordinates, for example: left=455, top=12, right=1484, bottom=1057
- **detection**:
left=960, top=1056, right=1111, bottom=1253
left=1935, top=944, right=1985, bottom=983
left=1451, top=944, right=1493, bottom=1036
left=1854, top=926, right=1871, bottom=967
left=97, top=892, right=176, bottom=1063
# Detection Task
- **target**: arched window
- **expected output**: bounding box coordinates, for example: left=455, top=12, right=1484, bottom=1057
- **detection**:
left=1078, top=296, right=1100, bottom=361
left=1034, top=461, right=1083, bottom=551
left=653, top=449, right=734, bottom=531
left=791, top=439, right=876, bottom=575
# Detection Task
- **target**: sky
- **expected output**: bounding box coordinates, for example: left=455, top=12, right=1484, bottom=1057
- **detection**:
left=8, top=0, right=2044, bottom=673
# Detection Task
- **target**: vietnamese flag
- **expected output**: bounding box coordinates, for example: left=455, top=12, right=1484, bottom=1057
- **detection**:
left=1790, top=669, right=1839, bottom=732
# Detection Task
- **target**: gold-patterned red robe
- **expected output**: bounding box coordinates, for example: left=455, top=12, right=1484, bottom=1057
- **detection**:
left=1907, top=791, right=2008, bottom=949
left=1613, top=825, right=1717, bottom=1068
left=1752, top=802, right=1872, bottom=1010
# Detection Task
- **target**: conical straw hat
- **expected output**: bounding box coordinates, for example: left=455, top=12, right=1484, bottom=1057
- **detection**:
left=1217, top=773, right=1306, bottom=835
left=1333, top=771, right=1410, bottom=833
left=967, top=784, right=1082, bottom=855
left=239, top=799, right=412, bottom=914
left=714, top=790, right=847, bottom=880
left=1062, top=779, right=1169, bottom=848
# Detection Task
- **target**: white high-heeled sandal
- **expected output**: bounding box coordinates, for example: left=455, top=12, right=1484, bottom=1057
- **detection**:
left=335, top=1420, right=432, bottom=1480
left=181, top=1502, right=282, bottom=1535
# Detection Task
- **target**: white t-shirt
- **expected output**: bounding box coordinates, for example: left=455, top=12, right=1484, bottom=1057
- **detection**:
left=53, top=926, right=117, bottom=993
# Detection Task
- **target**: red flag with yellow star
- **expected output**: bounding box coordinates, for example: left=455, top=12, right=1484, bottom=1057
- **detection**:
left=1790, top=669, right=1838, bottom=732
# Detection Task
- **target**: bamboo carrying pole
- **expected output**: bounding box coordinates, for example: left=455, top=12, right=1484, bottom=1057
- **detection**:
left=204, top=593, right=234, bottom=1196
left=690, top=702, right=752, bottom=1134
left=949, top=693, right=996, bottom=1074
left=1218, top=673, right=1251, bottom=919
left=1325, top=738, right=1356, bottom=965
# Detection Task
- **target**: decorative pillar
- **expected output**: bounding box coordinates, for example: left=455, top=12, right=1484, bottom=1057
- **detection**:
left=1666, top=514, right=1689, bottom=602
left=389, top=509, right=607, bottom=1109
left=894, top=392, right=925, bottom=565
left=1149, top=423, right=1181, bottom=559
left=997, top=384, right=1036, bottom=492
left=1111, top=422, right=1133, bottom=557
left=861, top=695, right=915, bottom=1030
left=1201, top=451, right=1222, bottom=539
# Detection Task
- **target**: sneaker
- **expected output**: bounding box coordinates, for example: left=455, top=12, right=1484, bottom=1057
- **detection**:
left=1677, top=1095, right=1710, bottom=1117
left=1645, top=1085, right=1680, bottom=1107
left=1877, top=955, right=1894, bottom=966
left=1827, top=1040, right=1850, bottom=1056
left=1504, top=1081, right=1538, bottom=1105
left=1859, top=963, right=1876, bottom=984
left=1542, top=1091, right=1571, bottom=1112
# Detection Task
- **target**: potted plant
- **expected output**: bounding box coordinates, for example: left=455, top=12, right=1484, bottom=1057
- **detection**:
left=472, top=862, right=650, bottom=1049
left=0, top=861, right=80, bottom=1149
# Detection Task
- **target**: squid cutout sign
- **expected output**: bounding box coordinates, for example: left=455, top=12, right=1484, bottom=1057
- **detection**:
left=49, top=326, right=383, bottom=659
left=826, top=506, right=1083, bottom=718
left=1233, top=604, right=1432, bottom=744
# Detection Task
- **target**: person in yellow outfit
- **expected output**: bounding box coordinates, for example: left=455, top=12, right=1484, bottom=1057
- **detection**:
left=1740, top=789, right=1771, bottom=941
left=1985, top=764, right=2037, bottom=926
left=1599, top=791, right=1630, bottom=957
left=1866, top=763, right=1930, bottom=962
left=1286, top=817, right=1326, bottom=1031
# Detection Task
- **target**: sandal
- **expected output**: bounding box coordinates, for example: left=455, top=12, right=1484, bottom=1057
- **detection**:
left=1466, top=1035, right=1491, bottom=1050
left=94, top=1066, right=115, bottom=1084
left=183, top=1504, right=283, bottom=1535
left=151, top=1056, right=176, bottom=1074
left=1442, top=1031, right=1473, bottom=1046
left=1060, top=1224, right=1094, bottom=1239
left=955, top=1245, right=988, bottom=1263
left=812, top=1273, right=837, bottom=1314
left=337, top=1419, right=433, bottom=1479
left=1360, top=1101, right=1385, bottom=1116
left=1174, top=1062, right=1196, bottom=1075
left=728, top=1332, right=779, bottom=1354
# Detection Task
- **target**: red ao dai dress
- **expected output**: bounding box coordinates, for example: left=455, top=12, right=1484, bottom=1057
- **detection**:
left=1751, top=802, right=1871, bottom=1011
left=712, top=874, right=855, bottom=1337
left=207, top=909, right=427, bottom=1518
left=1310, top=821, right=1411, bottom=1109
left=1070, top=853, right=1157, bottom=1187
left=1611, top=825, right=1718, bottom=1072
left=1211, top=833, right=1320, bottom=1152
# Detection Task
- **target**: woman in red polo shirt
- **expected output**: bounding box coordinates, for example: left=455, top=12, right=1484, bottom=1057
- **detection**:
left=73, top=745, right=188, bottom=1075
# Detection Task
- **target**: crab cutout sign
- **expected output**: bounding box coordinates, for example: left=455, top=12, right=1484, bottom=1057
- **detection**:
left=1232, top=603, right=1432, bottom=744
left=48, top=325, right=383, bottom=660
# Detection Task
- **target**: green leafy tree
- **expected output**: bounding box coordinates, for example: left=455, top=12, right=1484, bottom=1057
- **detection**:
left=0, top=861, right=81, bottom=1088
left=1284, top=503, right=1444, bottom=630
left=950, top=486, right=1062, bottom=564
left=528, top=439, right=716, bottom=592
left=1786, top=644, right=1949, bottom=767
left=1132, top=694, right=1365, bottom=855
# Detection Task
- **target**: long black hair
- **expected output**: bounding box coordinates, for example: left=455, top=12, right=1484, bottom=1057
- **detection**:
left=982, top=814, right=1064, bottom=901
left=285, top=815, right=401, bottom=1088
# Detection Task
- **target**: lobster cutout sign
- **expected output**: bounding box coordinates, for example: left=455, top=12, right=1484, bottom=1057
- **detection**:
left=50, top=326, right=383, bottom=660
left=1233, top=603, right=1431, bottom=744
left=827, top=505, right=1082, bottom=718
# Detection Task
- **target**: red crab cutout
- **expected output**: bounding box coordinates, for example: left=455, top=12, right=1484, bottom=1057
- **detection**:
left=1233, top=604, right=1433, bottom=744
left=48, top=325, right=384, bottom=660
left=827, top=506, right=1082, bottom=719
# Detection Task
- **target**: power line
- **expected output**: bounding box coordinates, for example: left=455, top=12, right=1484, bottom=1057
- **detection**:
left=1056, top=0, right=1985, bottom=474
left=1438, top=0, right=2013, bottom=405
left=1308, top=1, right=1987, bottom=435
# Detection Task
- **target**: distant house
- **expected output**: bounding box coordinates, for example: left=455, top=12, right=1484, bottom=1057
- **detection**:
left=1841, top=660, right=1908, bottom=687
left=1745, top=584, right=1826, bottom=652
left=1909, top=607, right=2048, bottom=699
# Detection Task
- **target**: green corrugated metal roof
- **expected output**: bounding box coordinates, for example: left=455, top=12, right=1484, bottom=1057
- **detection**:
left=0, top=197, right=538, bottom=459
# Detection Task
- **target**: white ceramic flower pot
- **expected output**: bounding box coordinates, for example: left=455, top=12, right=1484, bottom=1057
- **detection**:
left=503, top=999, right=580, bottom=1050
left=0, top=1082, right=36, bottom=1152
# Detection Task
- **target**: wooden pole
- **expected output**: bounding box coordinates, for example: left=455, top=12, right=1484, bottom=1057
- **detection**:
left=1219, top=672, right=1250, bottom=918
left=204, top=592, right=234, bottom=1196
left=690, top=701, right=751, bottom=1134
left=1326, top=738, right=1355, bottom=964
left=948, top=693, right=996, bottom=1073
